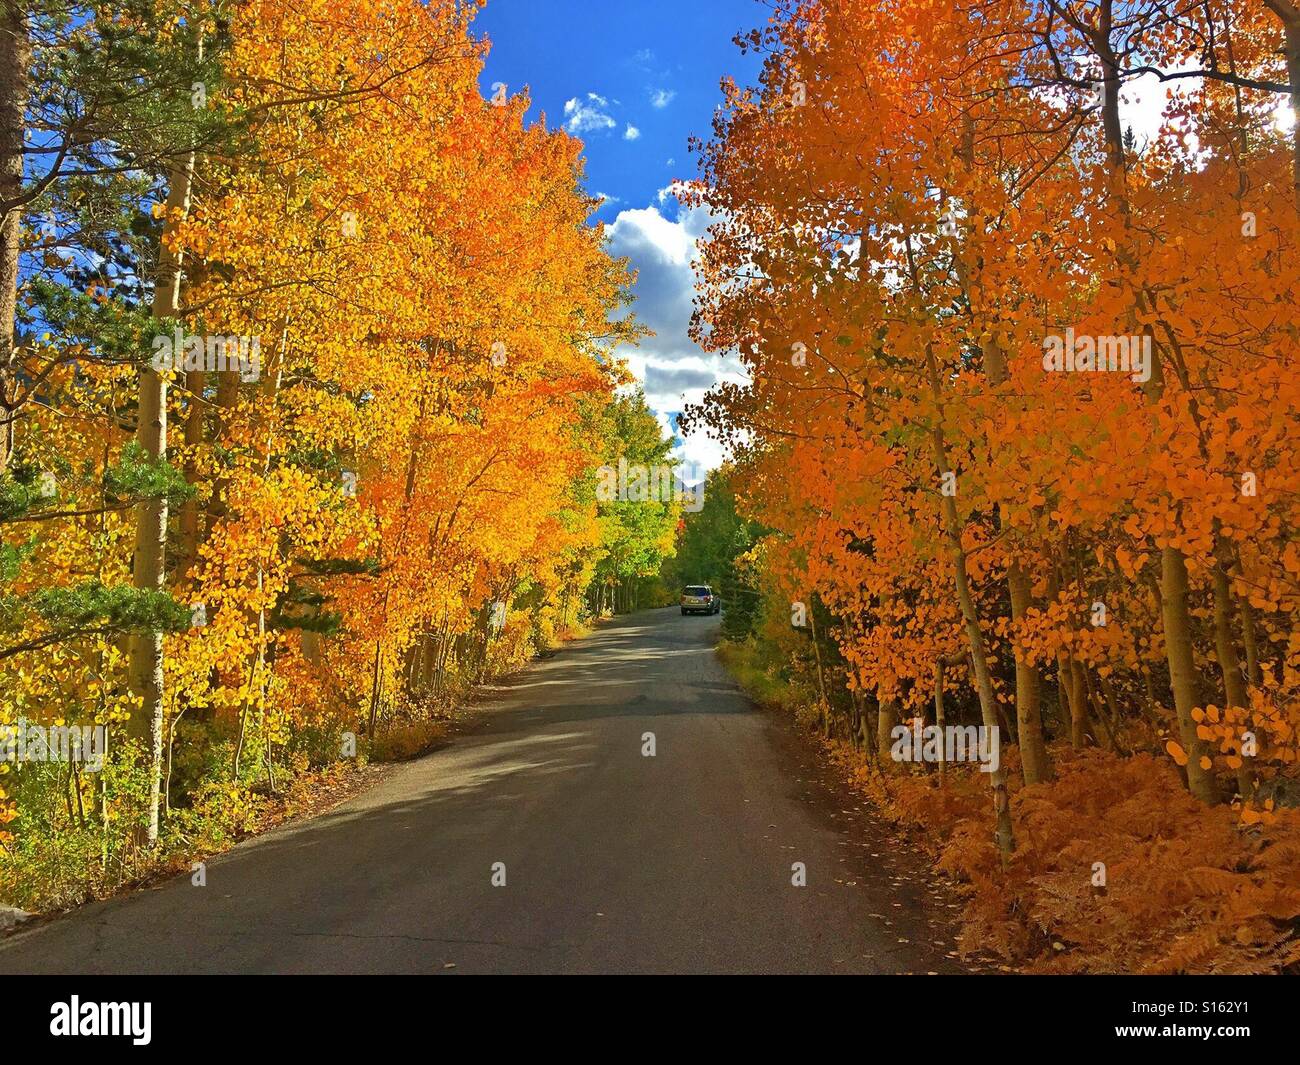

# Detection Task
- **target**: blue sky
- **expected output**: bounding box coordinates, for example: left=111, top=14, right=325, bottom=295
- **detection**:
left=473, top=0, right=765, bottom=473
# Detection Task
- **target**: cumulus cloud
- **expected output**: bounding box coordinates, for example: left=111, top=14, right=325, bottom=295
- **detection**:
left=563, top=93, right=616, bottom=134
left=650, top=88, right=676, bottom=109
left=604, top=191, right=746, bottom=472
left=645, top=364, right=718, bottom=395
left=656, top=181, right=692, bottom=205
left=624, top=123, right=641, bottom=141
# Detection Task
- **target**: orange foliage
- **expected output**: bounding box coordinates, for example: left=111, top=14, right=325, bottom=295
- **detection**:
left=691, top=0, right=1300, bottom=971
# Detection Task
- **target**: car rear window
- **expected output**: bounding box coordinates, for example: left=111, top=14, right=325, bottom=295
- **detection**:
left=684, top=586, right=710, bottom=596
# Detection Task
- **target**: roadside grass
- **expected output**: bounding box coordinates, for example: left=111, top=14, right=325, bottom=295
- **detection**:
left=369, top=720, right=450, bottom=762
left=0, top=756, right=376, bottom=915
left=715, top=637, right=804, bottom=713
left=1, top=624, right=587, bottom=917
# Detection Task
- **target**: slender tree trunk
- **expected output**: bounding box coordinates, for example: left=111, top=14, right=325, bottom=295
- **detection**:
left=1081, top=665, right=1123, bottom=753
left=128, top=154, right=196, bottom=843
left=164, top=706, right=185, bottom=816
left=404, top=639, right=419, bottom=695
left=945, top=516, right=1016, bottom=854
left=860, top=692, right=877, bottom=754
left=1066, top=653, right=1087, bottom=748
left=232, top=635, right=256, bottom=777
left=1008, top=561, right=1051, bottom=783
left=419, top=632, right=435, bottom=689
left=1160, top=546, right=1220, bottom=803
left=948, top=120, right=1051, bottom=787
left=808, top=605, right=832, bottom=732
left=924, top=352, right=1015, bottom=855
left=877, top=696, right=898, bottom=763
left=367, top=639, right=382, bottom=735
left=433, top=625, right=450, bottom=694
left=236, top=322, right=286, bottom=778
left=934, top=660, right=946, bottom=780
left=206, top=369, right=240, bottom=525
left=0, top=3, right=30, bottom=470
left=1092, top=21, right=1220, bottom=804
left=1239, top=591, right=1262, bottom=687
left=1141, top=666, right=1160, bottom=724
left=1211, top=559, right=1254, bottom=800
left=1099, top=675, right=1129, bottom=743
left=1211, top=563, right=1249, bottom=713
left=177, top=369, right=207, bottom=573
left=905, top=208, right=1017, bottom=849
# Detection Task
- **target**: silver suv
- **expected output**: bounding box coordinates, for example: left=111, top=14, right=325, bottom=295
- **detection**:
left=680, top=585, right=721, bottom=616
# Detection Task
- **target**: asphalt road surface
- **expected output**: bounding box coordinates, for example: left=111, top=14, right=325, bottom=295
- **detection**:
left=0, top=608, right=966, bottom=974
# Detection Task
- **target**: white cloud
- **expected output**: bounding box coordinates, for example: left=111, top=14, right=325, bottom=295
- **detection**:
left=563, top=93, right=616, bottom=135
left=605, top=191, right=744, bottom=472
left=1119, top=71, right=1292, bottom=160
left=650, top=89, right=676, bottom=109
left=624, top=123, right=641, bottom=141
left=656, top=181, right=691, bottom=205
left=672, top=429, right=728, bottom=478
left=1118, top=68, right=1197, bottom=148
left=607, top=202, right=699, bottom=266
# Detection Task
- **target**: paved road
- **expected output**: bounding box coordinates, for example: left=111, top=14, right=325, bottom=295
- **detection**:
left=0, top=608, right=964, bottom=974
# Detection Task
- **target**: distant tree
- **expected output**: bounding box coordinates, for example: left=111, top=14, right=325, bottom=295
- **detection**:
left=662, top=465, right=761, bottom=639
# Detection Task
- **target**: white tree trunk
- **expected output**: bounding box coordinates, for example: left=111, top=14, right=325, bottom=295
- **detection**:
left=129, top=154, right=196, bottom=842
